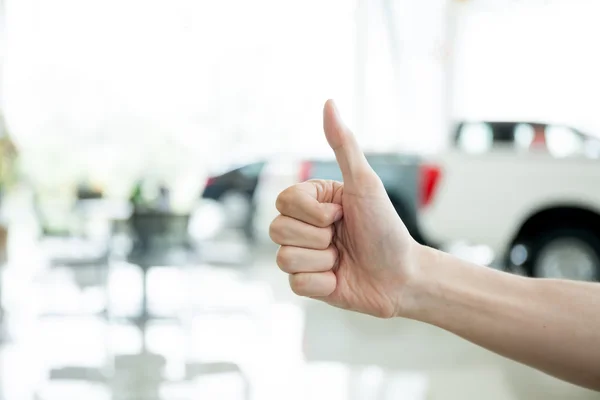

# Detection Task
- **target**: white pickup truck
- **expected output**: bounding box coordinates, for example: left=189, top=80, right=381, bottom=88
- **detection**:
left=419, top=121, right=600, bottom=281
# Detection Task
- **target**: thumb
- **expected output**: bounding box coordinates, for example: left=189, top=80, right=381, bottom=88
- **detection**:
left=323, top=99, right=377, bottom=190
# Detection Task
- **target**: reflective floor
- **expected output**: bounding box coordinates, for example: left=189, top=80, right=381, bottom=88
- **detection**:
left=0, top=224, right=599, bottom=400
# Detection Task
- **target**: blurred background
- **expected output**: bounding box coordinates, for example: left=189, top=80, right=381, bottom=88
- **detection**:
left=0, top=0, right=600, bottom=399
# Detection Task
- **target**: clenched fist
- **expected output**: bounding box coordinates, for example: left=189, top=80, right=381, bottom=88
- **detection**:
left=269, top=100, right=422, bottom=318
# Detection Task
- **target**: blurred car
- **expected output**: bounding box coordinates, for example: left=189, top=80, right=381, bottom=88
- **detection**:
left=420, top=120, right=600, bottom=281
left=452, top=120, right=600, bottom=157
left=253, top=152, right=428, bottom=246
left=202, top=161, right=265, bottom=237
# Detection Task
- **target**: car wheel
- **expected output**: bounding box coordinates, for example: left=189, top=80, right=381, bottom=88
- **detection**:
left=529, top=229, right=600, bottom=281
left=219, top=191, right=251, bottom=229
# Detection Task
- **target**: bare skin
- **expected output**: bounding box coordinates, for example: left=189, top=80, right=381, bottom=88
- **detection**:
left=269, top=99, right=600, bottom=391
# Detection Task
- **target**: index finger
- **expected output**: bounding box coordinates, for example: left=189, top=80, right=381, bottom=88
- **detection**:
left=275, top=182, right=343, bottom=228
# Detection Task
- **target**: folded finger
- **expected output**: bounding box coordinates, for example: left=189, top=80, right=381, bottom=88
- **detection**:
left=289, top=271, right=337, bottom=297
left=269, top=215, right=333, bottom=250
left=276, top=182, right=343, bottom=228
left=276, top=245, right=338, bottom=274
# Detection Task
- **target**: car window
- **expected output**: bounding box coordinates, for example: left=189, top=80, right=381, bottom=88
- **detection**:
left=514, top=123, right=534, bottom=149
left=455, top=122, right=493, bottom=153
left=545, top=125, right=584, bottom=157
left=455, top=121, right=592, bottom=157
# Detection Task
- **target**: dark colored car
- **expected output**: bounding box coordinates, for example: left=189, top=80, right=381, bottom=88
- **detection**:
left=252, top=153, right=430, bottom=246
left=202, top=161, right=265, bottom=237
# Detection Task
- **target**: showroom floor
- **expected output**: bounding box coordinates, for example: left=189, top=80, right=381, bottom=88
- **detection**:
left=0, top=226, right=598, bottom=400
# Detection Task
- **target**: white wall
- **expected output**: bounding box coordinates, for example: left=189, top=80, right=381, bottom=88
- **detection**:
left=2, top=0, right=359, bottom=180
left=453, top=0, right=600, bottom=136
left=3, top=0, right=600, bottom=191
left=358, top=0, right=449, bottom=154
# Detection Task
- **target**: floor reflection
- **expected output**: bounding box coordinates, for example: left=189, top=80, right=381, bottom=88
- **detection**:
left=1, top=226, right=599, bottom=400
left=1, top=231, right=309, bottom=400
left=2, top=253, right=434, bottom=400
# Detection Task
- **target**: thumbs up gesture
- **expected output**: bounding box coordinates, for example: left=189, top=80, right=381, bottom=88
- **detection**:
left=269, top=100, right=421, bottom=318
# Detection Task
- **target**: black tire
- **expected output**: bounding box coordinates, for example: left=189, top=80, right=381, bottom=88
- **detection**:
left=525, top=229, right=600, bottom=281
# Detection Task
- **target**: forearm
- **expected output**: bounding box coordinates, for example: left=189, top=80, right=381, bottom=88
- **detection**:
left=405, top=245, right=600, bottom=391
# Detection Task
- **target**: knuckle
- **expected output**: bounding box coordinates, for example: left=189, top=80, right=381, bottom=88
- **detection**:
left=268, top=217, right=283, bottom=243
left=289, top=274, right=308, bottom=296
left=274, top=194, right=285, bottom=213
left=275, top=188, right=293, bottom=213
left=276, top=246, right=294, bottom=272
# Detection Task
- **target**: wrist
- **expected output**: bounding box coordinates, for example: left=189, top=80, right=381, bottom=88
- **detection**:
left=396, top=243, right=442, bottom=319
left=398, top=243, right=528, bottom=324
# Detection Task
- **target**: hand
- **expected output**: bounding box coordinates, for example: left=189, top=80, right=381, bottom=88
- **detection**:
left=269, top=100, right=422, bottom=318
